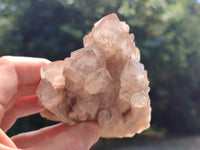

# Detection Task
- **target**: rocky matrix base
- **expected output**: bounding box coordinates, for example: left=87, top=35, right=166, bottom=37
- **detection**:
left=36, top=13, right=151, bottom=138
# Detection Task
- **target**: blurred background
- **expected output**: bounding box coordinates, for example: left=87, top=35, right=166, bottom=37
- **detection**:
left=0, top=0, right=200, bottom=149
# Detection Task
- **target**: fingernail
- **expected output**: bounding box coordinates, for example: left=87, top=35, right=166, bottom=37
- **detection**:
left=88, top=121, right=99, bottom=127
left=80, top=122, right=100, bottom=148
left=88, top=122, right=100, bottom=145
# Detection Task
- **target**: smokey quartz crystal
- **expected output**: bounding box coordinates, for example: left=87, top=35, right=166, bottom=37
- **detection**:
left=36, top=13, right=151, bottom=138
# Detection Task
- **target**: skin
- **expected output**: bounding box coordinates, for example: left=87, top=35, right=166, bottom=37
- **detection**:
left=0, top=56, right=100, bottom=150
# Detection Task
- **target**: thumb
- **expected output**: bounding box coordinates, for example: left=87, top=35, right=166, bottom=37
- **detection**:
left=28, top=122, right=100, bottom=150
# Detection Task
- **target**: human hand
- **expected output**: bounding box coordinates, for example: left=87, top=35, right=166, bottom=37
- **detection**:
left=0, top=56, right=100, bottom=150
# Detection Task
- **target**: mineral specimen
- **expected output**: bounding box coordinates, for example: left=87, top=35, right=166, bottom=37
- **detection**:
left=36, top=13, right=151, bottom=138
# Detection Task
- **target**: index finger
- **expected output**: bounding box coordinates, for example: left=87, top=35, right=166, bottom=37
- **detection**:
left=0, top=56, right=51, bottom=85
left=0, top=56, right=51, bottom=105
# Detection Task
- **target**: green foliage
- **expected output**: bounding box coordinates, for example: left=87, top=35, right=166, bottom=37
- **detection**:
left=0, top=0, right=200, bottom=136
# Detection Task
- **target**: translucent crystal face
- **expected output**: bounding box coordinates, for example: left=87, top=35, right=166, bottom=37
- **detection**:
left=36, top=13, right=151, bottom=138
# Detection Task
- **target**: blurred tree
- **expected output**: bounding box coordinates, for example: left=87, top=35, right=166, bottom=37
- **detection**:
left=0, top=0, right=29, bottom=55
left=0, top=0, right=200, bottom=136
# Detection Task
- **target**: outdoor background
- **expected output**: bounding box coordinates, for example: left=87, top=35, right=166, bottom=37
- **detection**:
left=0, top=0, right=200, bottom=149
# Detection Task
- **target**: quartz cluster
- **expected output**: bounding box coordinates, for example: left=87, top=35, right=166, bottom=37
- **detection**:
left=36, top=13, right=151, bottom=138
